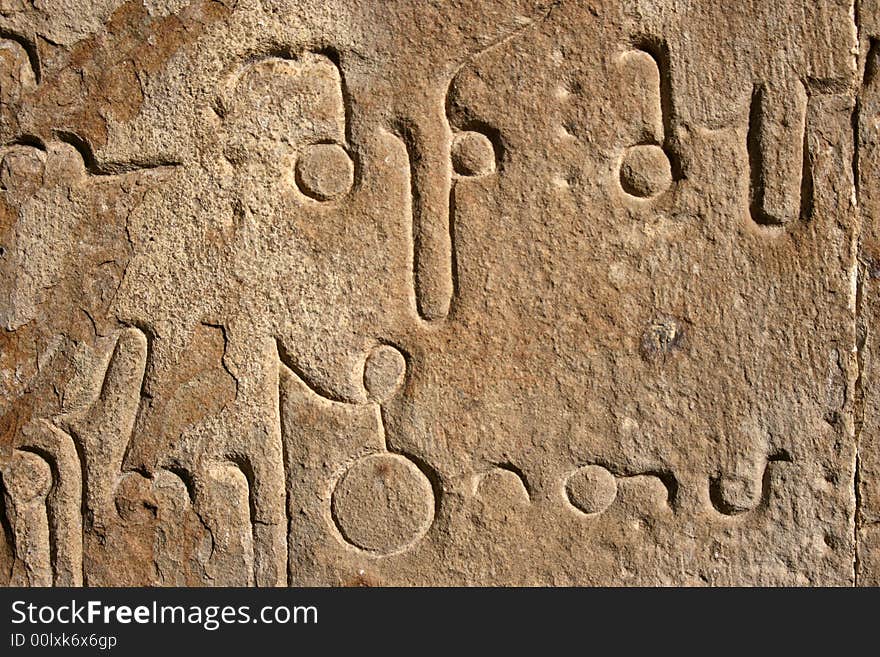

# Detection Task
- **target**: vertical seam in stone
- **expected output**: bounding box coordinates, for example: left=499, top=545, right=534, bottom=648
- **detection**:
left=855, top=263, right=865, bottom=587
left=853, top=0, right=863, bottom=588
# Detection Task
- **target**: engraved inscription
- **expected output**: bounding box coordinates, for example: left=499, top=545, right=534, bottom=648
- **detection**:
left=0, top=0, right=864, bottom=586
left=616, top=47, right=676, bottom=200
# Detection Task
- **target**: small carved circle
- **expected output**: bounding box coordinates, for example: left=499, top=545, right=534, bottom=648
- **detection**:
left=363, top=344, right=407, bottom=402
left=331, top=453, right=434, bottom=554
left=565, top=465, right=617, bottom=515
left=451, top=131, right=496, bottom=176
left=619, top=144, right=671, bottom=198
left=475, top=467, right=530, bottom=508
left=295, top=143, right=354, bottom=201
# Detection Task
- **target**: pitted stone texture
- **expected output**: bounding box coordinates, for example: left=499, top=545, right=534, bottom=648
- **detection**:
left=0, top=0, right=870, bottom=586
left=857, top=0, right=880, bottom=588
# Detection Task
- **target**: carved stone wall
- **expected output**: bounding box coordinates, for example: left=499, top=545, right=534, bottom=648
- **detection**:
left=0, top=0, right=877, bottom=585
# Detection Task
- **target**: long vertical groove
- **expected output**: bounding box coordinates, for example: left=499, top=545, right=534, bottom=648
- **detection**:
left=853, top=0, right=863, bottom=588
left=276, top=356, right=293, bottom=587
left=403, top=119, right=454, bottom=323
left=855, top=265, right=865, bottom=587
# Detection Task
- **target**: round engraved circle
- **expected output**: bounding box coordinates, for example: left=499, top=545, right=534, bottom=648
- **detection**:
left=363, top=344, right=406, bottom=402
left=565, top=465, right=617, bottom=515
left=619, top=144, right=671, bottom=198
left=331, top=453, right=434, bottom=554
left=451, top=131, right=496, bottom=176
left=476, top=467, right=530, bottom=510
left=295, top=142, right=354, bottom=201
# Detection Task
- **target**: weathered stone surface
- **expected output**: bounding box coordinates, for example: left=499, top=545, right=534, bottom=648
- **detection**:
left=857, top=0, right=880, bottom=588
left=0, top=0, right=875, bottom=585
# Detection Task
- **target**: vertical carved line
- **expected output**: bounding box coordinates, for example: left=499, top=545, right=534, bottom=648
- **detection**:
left=396, top=117, right=455, bottom=322
left=747, top=80, right=808, bottom=225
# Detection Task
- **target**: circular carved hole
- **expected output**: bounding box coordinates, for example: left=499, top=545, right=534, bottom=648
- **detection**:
left=331, top=453, right=434, bottom=554
left=451, top=131, right=496, bottom=177
left=295, top=142, right=354, bottom=201
left=363, top=344, right=406, bottom=402
left=619, top=144, right=671, bottom=198
left=565, top=464, right=617, bottom=516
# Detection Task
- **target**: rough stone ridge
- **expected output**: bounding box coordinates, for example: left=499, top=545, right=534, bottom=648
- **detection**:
left=0, top=0, right=876, bottom=586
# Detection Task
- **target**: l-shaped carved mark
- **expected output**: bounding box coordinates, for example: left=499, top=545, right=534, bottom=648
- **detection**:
left=52, top=131, right=182, bottom=175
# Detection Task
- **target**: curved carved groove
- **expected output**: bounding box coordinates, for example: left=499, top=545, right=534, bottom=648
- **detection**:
left=627, top=36, right=683, bottom=181
left=709, top=450, right=793, bottom=516
left=59, top=327, right=147, bottom=529
left=1, top=450, right=52, bottom=586
left=400, top=11, right=545, bottom=323
left=197, top=461, right=255, bottom=586
left=52, top=130, right=181, bottom=176
left=209, top=449, right=286, bottom=587
left=0, top=30, right=40, bottom=84
left=17, top=421, right=83, bottom=586
left=276, top=337, right=363, bottom=404
left=586, top=459, right=680, bottom=510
